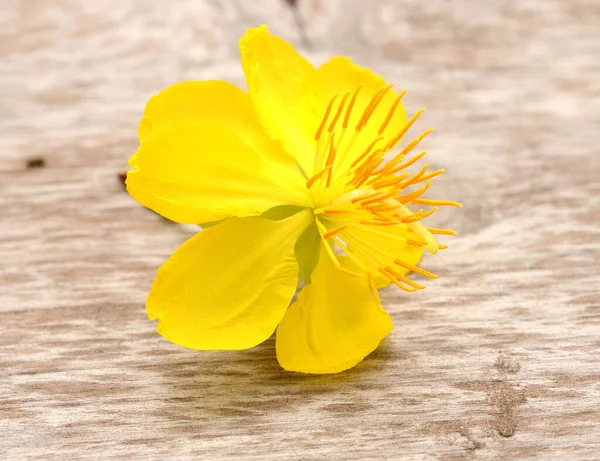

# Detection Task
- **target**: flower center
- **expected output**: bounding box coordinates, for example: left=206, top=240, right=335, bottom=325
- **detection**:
left=304, top=83, right=462, bottom=292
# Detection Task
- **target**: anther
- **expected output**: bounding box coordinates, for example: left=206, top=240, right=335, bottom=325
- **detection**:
left=328, top=93, right=349, bottom=133
left=343, top=84, right=363, bottom=129
left=356, top=84, right=394, bottom=132
left=426, top=228, right=458, bottom=236
left=306, top=165, right=332, bottom=189
left=378, top=89, right=406, bottom=135
left=315, top=95, right=338, bottom=141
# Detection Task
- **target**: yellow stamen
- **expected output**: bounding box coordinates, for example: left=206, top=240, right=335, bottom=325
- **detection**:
left=386, top=266, right=425, bottom=289
left=378, top=268, right=420, bottom=292
left=401, top=169, right=445, bottom=188
left=412, top=198, right=463, bottom=208
left=325, top=133, right=337, bottom=187
left=375, top=128, right=433, bottom=177
left=367, top=272, right=383, bottom=301
left=351, top=190, right=383, bottom=204
left=306, top=165, right=332, bottom=189
left=343, top=84, right=363, bottom=129
left=350, top=136, right=384, bottom=168
left=337, top=267, right=364, bottom=277
left=356, top=84, right=394, bottom=132
left=396, top=180, right=432, bottom=204
left=385, top=152, right=427, bottom=176
left=323, top=224, right=352, bottom=239
left=370, top=172, right=411, bottom=189
left=406, top=239, right=427, bottom=247
left=378, top=89, right=406, bottom=135
left=328, top=93, right=349, bottom=133
left=426, top=228, right=458, bottom=236
left=383, top=108, right=425, bottom=152
left=315, top=95, right=338, bottom=141
left=394, top=259, right=437, bottom=279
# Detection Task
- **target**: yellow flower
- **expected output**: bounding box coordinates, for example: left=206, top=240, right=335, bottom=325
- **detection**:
left=126, top=25, right=461, bottom=374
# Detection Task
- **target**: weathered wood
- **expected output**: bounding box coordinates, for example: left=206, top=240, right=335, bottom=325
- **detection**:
left=1, top=0, right=599, bottom=459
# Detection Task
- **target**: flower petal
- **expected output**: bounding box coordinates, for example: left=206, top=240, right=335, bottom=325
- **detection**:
left=127, top=119, right=310, bottom=224
left=276, top=244, right=392, bottom=374
left=313, top=57, right=408, bottom=172
left=137, top=80, right=296, bottom=168
left=147, top=210, right=313, bottom=350
left=240, top=25, right=321, bottom=175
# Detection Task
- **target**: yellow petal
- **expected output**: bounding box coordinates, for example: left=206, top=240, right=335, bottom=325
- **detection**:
left=313, top=57, right=408, bottom=173
left=127, top=119, right=310, bottom=224
left=147, top=210, right=313, bottom=350
left=276, top=243, right=392, bottom=374
left=240, top=25, right=321, bottom=176
left=137, top=80, right=296, bottom=169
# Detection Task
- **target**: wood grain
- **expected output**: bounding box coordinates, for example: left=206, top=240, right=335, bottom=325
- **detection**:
left=1, top=0, right=599, bottom=459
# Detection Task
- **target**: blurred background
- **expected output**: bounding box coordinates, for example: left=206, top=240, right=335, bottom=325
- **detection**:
left=2, top=1, right=599, bottom=459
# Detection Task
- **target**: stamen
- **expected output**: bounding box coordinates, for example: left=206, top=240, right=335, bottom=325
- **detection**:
left=351, top=190, right=383, bottom=204
left=396, top=180, right=432, bottom=204
left=378, top=89, right=406, bottom=135
left=325, top=133, right=337, bottom=187
left=412, top=198, right=463, bottom=208
left=383, top=108, right=426, bottom=152
left=356, top=84, right=394, bottom=132
left=343, top=84, right=363, bottom=129
left=360, top=203, right=398, bottom=213
left=328, top=93, right=349, bottom=133
left=426, top=228, right=457, bottom=236
left=353, top=152, right=384, bottom=187
left=385, top=267, right=425, bottom=290
left=378, top=268, right=418, bottom=292
left=331, top=236, right=371, bottom=273
left=306, top=165, right=332, bottom=189
left=374, top=128, right=433, bottom=177
left=350, top=136, right=384, bottom=168
left=397, top=164, right=429, bottom=188
left=348, top=222, right=413, bottom=243
left=315, top=95, right=338, bottom=141
left=394, top=259, right=437, bottom=279
left=403, top=169, right=445, bottom=187
left=323, top=224, right=351, bottom=239
left=400, top=207, right=438, bottom=222
left=338, top=267, right=364, bottom=277
left=360, top=189, right=399, bottom=206
left=360, top=220, right=402, bottom=226
left=316, top=220, right=363, bottom=277
left=385, top=152, right=427, bottom=176
left=370, top=172, right=411, bottom=189
left=323, top=208, right=354, bottom=215
left=367, top=272, right=383, bottom=302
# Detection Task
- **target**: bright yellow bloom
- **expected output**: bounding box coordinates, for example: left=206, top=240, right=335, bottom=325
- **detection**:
left=127, top=26, right=461, bottom=374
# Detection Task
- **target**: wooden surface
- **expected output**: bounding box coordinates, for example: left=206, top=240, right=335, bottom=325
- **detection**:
left=2, top=1, right=600, bottom=459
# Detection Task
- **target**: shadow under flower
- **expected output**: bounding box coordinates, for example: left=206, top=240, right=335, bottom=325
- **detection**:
left=141, top=334, right=399, bottom=426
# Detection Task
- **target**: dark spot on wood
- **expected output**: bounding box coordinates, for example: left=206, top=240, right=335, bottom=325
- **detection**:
left=458, top=423, right=485, bottom=450
left=26, top=157, right=46, bottom=168
left=117, top=171, right=127, bottom=186
left=489, top=381, right=527, bottom=438
left=494, top=352, right=521, bottom=374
